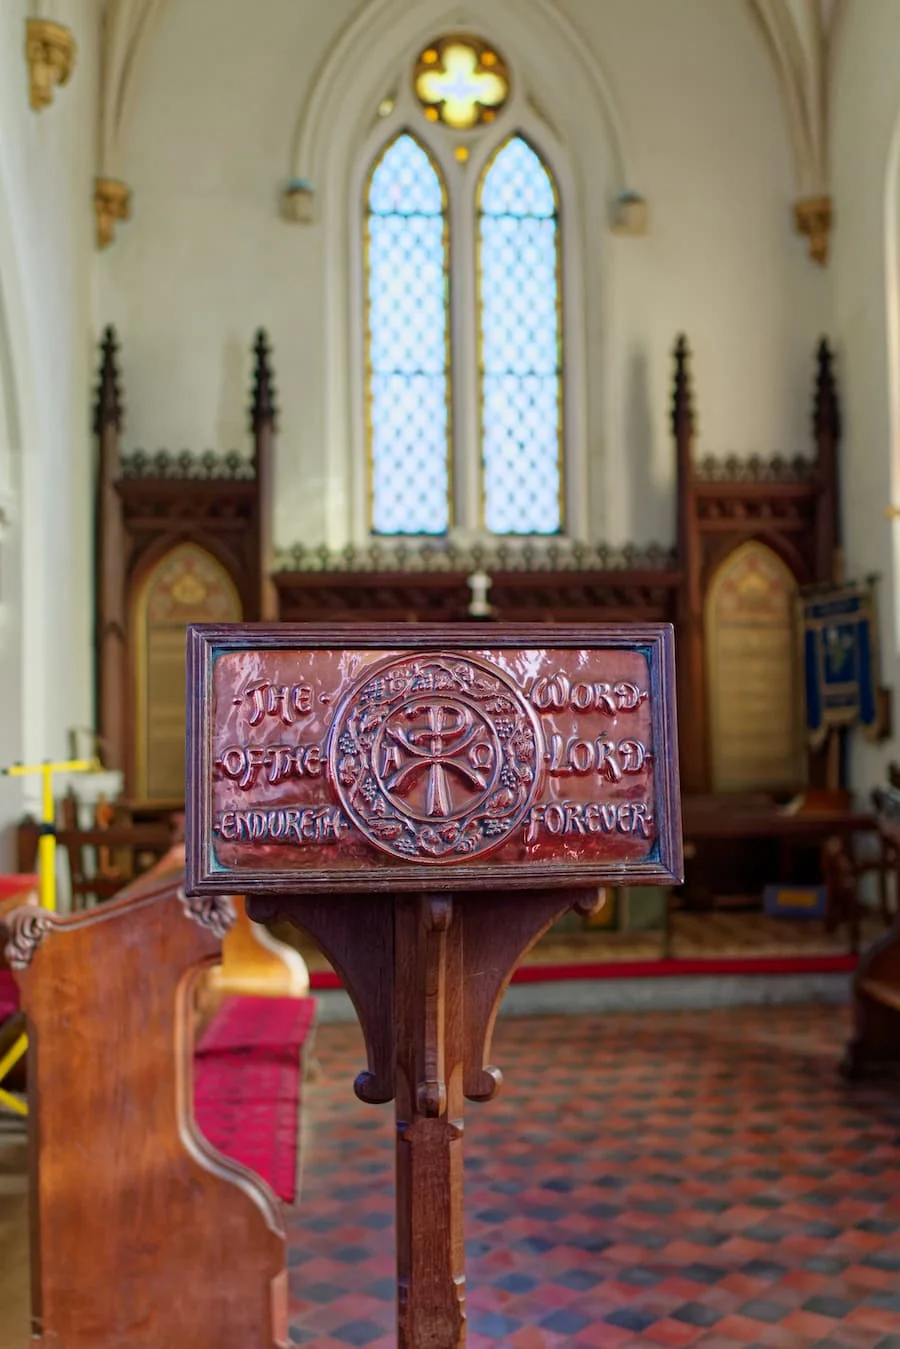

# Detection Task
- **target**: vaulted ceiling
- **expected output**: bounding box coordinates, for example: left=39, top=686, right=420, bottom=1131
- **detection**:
left=99, top=0, right=168, bottom=176
left=747, top=0, right=847, bottom=196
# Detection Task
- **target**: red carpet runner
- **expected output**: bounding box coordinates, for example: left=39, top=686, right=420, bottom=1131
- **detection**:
left=194, top=994, right=316, bottom=1205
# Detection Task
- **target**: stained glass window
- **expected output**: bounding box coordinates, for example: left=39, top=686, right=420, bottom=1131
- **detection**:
left=478, top=136, right=562, bottom=534
left=366, top=134, right=450, bottom=534
left=414, top=36, right=510, bottom=130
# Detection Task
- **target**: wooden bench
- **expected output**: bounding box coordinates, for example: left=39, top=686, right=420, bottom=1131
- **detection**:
left=17, top=804, right=176, bottom=909
left=4, top=848, right=291, bottom=1347
left=1, top=873, right=314, bottom=1199
left=840, top=783, right=900, bottom=1079
left=840, top=924, right=900, bottom=1079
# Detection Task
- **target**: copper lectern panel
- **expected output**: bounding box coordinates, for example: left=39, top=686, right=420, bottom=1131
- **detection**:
left=186, top=625, right=682, bottom=894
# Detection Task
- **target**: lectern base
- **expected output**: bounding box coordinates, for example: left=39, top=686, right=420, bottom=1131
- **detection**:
left=249, top=888, right=599, bottom=1348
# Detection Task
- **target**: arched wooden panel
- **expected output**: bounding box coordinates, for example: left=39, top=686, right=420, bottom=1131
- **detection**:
left=132, top=544, right=242, bottom=802
left=705, top=541, right=805, bottom=794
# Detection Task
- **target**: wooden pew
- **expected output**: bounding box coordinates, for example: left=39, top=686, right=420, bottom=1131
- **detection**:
left=5, top=847, right=289, bottom=1348
left=840, top=786, right=900, bottom=1079
left=210, top=895, right=310, bottom=1000
left=840, top=919, right=900, bottom=1079
left=17, top=805, right=176, bottom=909
left=841, top=787, right=900, bottom=1079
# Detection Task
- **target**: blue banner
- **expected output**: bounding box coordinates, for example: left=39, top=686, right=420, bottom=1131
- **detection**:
left=800, top=585, right=879, bottom=747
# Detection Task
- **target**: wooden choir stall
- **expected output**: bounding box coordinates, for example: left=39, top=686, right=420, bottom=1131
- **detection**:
left=83, top=324, right=882, bottom=940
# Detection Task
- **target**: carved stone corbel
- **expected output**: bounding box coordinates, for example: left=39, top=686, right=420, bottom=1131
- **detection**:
left=94, top=178, right=133, bottom=250
left=610, top=191, right=649, bottom=237
left=281, top=179, right=315, bottom=224
left=25, top=18, right=76, bottom=112
left=795, top=195, right=833, bottom=266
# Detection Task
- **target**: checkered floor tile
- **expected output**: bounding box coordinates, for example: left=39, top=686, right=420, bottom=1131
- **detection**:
left=287, top=1004, right=900, bottom=1347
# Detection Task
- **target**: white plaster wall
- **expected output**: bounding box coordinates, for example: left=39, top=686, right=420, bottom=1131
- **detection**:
left=101, top=0, right=829, bottom=553
left=830, top=1, right=900, bottom=794
left=0, top=0, right=98, bottom=851
left=99, top=0, right=354, bottom=547
left=560, top=0, right=829, bottom=545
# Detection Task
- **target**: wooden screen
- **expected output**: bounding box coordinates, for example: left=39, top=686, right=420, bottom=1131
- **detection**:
left=133, top=544, right=242, bottom=802
left=705, top=541, right=805, bottom=794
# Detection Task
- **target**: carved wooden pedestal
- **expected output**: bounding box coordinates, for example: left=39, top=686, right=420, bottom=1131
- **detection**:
left=187, top=624, right=682, bottom=1349
left=249, top=887, right=597, bottom=1349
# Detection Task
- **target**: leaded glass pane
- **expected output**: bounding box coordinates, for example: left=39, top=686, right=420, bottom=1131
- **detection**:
left=366, top=134, right=450, bottom=535
left=414, top=36, right=510, bottom=130
left=479, top=136, right=562, bottom=535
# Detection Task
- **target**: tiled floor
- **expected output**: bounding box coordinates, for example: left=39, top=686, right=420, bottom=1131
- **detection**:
left=288, top=1005, right=900, bottom=1348
left=1, top=1002, right=898, bottom=1347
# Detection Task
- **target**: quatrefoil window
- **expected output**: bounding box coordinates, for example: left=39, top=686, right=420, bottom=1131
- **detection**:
left=414, top=35, right=510, bottom=130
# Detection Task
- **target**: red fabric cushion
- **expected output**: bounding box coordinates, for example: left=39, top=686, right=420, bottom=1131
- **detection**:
left=194, top=1050, right=303, bottom=1204
left=0, top=969, right=19, bottom=1021
left=0, top=874, right=38, bottom=899
left=193, top=995, right=316, bottom=1205
left=196, top=995, right=316, bottom=1058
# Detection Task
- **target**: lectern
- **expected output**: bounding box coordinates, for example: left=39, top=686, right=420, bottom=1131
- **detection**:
left=186, top=623, right=682, bottom=1348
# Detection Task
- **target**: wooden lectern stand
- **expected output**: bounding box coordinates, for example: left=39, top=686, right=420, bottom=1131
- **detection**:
left=186, top=624, right=682, bottom=1349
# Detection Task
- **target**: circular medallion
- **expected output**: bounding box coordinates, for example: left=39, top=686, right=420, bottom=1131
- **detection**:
left=327, top=652, right=543, bottom=863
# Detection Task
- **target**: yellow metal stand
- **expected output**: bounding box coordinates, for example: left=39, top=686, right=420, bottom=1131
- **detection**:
left=0, top=758, right=99, bottom=1115
left=4, top=759, right=99, bottom=913
left=0, top=1040, right=28, bottom=1116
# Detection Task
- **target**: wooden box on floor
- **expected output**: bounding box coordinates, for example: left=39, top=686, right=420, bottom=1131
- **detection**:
left=5, top=848, right=288, bottom=1349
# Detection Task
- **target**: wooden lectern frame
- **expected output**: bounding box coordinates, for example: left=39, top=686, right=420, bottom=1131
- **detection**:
left=186, top=622, right=683, bottom=1348
left=187, top=624, right=682, bottom=894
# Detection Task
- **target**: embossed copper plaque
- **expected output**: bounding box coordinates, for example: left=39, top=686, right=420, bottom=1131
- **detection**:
left=186, top=624, right=682, bottom=894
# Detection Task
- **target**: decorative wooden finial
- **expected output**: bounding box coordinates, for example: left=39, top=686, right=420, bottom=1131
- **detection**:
left=93, top=326, right=123, bottom=435
left=249, top=329, right=278, bottom=433
left=671, top=334, right=694, bottom=439
left=813, top=338, right=842, bottom=577
left=813, top=337, right=841, bottom=441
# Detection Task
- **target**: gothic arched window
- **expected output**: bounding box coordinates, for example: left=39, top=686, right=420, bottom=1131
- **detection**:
left=478, top=136, right=561, bottom=535
left=362, top=37, right=565, bottom=539
left=366, top=134, right=451, bottom=535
